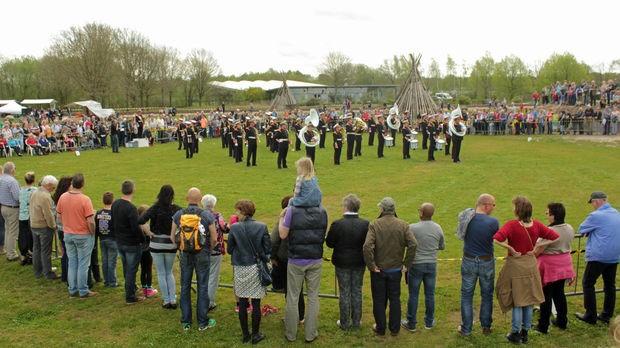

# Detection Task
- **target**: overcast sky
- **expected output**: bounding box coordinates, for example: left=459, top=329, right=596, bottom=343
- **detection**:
left=2, top=0, right=618, bottom=76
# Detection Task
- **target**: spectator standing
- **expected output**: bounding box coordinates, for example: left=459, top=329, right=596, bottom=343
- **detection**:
left=326, top=194, right=369, bottom=330
left=576, top=192, right=620, bottom=325
left=171, top=187, right=217, bottom=331
left=138, top=185, right=181, bottom=308
left=401, top=203, right=445, bottom=332
left=111, top=180, right=145, bottom=304
left=56, top=174, right=97, bottom=298
left=96, top=192, right=117, bottom=287
left=201, top=194, right=229, bottom=311
left=0, top=162, right=21, bottom=262
left=28, top=175, right=58, bottom=279
left=457, top=194, right=499, bottom=337
left=18, top=172, right=36, bottom=265
left=227, top=199, right=271, bottom=344
left=363, top=197, right=417, bottom=336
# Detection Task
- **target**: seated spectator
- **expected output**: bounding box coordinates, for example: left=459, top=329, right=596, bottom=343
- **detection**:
left=25, top=134, right=41, bottom=155
left=38, top=134, right=51, bottom=155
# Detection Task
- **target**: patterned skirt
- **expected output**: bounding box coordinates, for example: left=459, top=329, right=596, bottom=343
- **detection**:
left=233, top=264, right=266, bottom=299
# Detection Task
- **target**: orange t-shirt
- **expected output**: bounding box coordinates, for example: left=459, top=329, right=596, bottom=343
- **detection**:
left=56, top=191, right=95, bottom=234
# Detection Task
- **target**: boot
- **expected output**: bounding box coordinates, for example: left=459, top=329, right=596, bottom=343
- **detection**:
left=239, top=300, right=250, bottom=343
left=520, top=329, right=528, bottom=344
left=251, top=300, right=264, bottom=344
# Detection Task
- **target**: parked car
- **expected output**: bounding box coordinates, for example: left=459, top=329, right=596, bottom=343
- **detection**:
left=434, top=92, right=453, bottom=100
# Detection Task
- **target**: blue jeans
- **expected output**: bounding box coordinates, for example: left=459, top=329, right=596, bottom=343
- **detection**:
left=64, top=233, right=95, bottom=296
left=153, top=252, right=177, bottom=304
left=179, top=250, right=210, bottom=326
left=100, top=238, right=118, bottom=286
left=118, top=243, right=143, bottom=302
left=511, top=306, right=533, bottom=332
left=406, top=263, right=437, bottom=328
left=460, top=257, right=495, bottom=335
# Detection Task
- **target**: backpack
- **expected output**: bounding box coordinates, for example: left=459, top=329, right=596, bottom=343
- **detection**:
left=176, top=209, right=207, bottom=253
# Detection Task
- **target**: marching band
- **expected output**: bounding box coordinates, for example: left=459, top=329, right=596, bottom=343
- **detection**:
left=174, top=105, right=468, bottom=168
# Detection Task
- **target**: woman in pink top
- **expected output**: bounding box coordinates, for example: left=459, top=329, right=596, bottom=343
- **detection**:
left=534, top=203, right=575, bottom=334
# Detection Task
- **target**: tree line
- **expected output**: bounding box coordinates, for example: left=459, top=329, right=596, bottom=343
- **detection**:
left=0, top=23, right=618, bottom=108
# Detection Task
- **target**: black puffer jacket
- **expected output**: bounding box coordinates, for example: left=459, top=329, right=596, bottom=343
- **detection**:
left=288, top=206, right=328, bottom=260
left=326, top=214, right=369, bottom=268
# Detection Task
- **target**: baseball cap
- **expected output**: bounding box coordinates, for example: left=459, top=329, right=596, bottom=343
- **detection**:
left=588, top=191, right=607, bottom=203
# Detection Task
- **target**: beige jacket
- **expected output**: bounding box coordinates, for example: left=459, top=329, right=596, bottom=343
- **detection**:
left=363, top=212, right=417, bottom=271
left=495, top=254, right=544, bottom=313
left=29, top=187, right=56, bottom=230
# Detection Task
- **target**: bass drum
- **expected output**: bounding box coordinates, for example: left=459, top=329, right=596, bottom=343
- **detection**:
left=435, top=138, right=446, bottom=150
left=384, top=136, right=394, bottom=147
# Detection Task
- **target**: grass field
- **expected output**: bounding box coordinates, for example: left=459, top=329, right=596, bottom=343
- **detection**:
left=1, top=134, right=619, bottom=347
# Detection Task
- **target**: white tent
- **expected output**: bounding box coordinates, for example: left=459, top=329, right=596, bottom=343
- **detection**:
left=71, top=100, right=115, bottom=118
left=210, top=80, right=324, bottom=91
left=0, top=101, right=27, bottom=115
left=21, top=99, right=57, bottom=108
left=0, top=100, right=16, bottom=106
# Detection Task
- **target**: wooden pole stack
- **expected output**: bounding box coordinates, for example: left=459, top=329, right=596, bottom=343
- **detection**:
left=269, top=77, right=297, bottom=112
left=395, top=53, right=439, bottom=121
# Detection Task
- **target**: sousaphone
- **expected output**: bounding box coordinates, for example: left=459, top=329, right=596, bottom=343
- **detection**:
left=387, top=104, right=401, bottom=130
left=299, top=109, right=320, bottom=147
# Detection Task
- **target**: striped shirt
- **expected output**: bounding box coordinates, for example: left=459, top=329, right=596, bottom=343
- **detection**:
left=0, top=174, right=20, bottom=206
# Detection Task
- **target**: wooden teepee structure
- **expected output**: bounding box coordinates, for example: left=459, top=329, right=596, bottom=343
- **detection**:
left=269, top=79, right=297, bottom=111
left=395, top=54, right=438, bottom=119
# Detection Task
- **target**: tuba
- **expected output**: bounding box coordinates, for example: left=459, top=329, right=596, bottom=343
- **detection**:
left=448, top=105, right=467, bottom=137
left=387, top=104, right=401, bottom=130
left=299, top=108, right=320, bottom=147
left=354, top=116, right=368, bottom=131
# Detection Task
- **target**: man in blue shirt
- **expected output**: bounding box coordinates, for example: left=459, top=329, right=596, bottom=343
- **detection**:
left=576, top=191, right=620, bottom=325
left=458, top=193, right=499, bottom=337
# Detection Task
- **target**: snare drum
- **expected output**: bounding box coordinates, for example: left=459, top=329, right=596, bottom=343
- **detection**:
left=436, top=139, right=446, bottom=150
left=410, top=139, right=418, bottom=150
left=384, top=136, right=394, bottom=147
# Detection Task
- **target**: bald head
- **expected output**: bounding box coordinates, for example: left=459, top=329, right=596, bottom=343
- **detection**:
left=419, top=203, right=435, bottom=220
left=187, top=187, right=202, bottom=204
left=476, top=193, right=496, bottom=215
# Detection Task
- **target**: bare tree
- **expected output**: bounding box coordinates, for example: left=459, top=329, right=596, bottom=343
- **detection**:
left=186, top=49, right=220, bottom=107
left=319, top=52, right=353, bottom=102
left=117, top=30, right=161, bottom=106
left=48, top=23, right=118, bottom=102
left=154, top=46, right=181, bottom=106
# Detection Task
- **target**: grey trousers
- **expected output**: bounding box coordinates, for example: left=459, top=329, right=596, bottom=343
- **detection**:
left=32, top=227, right=54, bottom=278
left=208, top=254, right=222, bottom=307
left=336, top=266, right=365, bottom=329
left=285, top=261, right=322, bottom=342
left=1, top=206, right=19, bottom=259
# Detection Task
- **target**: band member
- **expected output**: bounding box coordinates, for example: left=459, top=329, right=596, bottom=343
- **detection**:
left=427, top=116, right=438, bottom=162
left=354, top=120, right=363, bottom=157
left=184, top=122, right=195, bottom=159
left=420, top=114, right=429, bottom=149
left=245, top=120, right=258, bottom=167
left=441, top=117, right=451, bottom=156
left=192, top=121, right=199, bottom=154
left=368, top=115, right=376, bottom=146
left=268, top=121, right=278, bottom=153
left=345, top=118, right=355, bottom=160
left=304, top=125, right=317, bottom=163
left=401, top=120, right=412, bottom=159
left=333, top=124, right=343, bottom=165
left=177, top=120, right=186, bottom=151
left=376, top=115, right=386, bottom=158
left=275, top=123, right=289, bottom=169
left=318, top=116, right=327, bottom=148
left=220, top=118, right=228, bottom=149
left=233, top=122, right=243, bottom=163
left=293, top=119, right=302, bottom=151
left=227, top=120, right=235, bottom=157
left=451, top=115, right=465, bottom=163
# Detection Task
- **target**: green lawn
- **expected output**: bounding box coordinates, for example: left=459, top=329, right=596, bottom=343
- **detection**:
left=1, top=134, right=619, bottom=347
